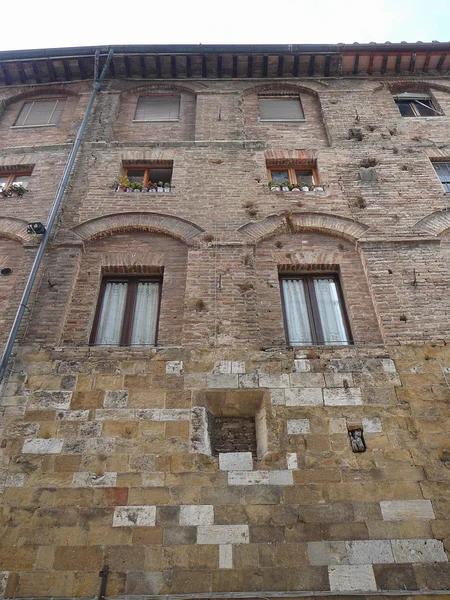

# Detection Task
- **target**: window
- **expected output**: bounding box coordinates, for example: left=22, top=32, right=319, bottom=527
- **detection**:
left=259, top=96, right=304, bottom=121
left=90, top=275, right=162, bottom=346
left=123, top=165, right=173, bottom=188
left=134, top=96, right=180, bottom=121
left=14, top=99, right=66, bottom=127
left=267, top=165, right=319, bottom=189
left=432, top=162, right=450, bottom=192
left=0, top=172, right=31, bottom=195
left=393, top=93, right=441, bottom=117
left=280, top=274, right=351, bottom=346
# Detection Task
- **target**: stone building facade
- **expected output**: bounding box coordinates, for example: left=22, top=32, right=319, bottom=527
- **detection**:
left=0, top=43, right=449, bottom=598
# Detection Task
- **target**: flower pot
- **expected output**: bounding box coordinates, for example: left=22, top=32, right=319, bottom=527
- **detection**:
left=282, top=186, right=290, bottom=192
left=291, top=187, right=300, bottom=192
left=157, top=187, right=164, bottom=193
left=163, top=187, right=171, bottom=192
left=149, top=188, right=156, bottom=193
left=313, top=186, right=324, bottom=192
left=270, top=186, right=281, bottom=192
left=301, top=186, right=310, bottom=192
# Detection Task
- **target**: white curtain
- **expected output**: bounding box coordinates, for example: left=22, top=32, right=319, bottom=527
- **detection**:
left=314, top=278, right=348, bottom=345
left=282, top=279, right=312, bottom=345
left=130, top=282, right=159, bottom=345
left=95, top=282, right=128, bottom=345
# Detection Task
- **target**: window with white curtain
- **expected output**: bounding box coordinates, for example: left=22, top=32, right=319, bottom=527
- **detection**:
left=280, top=274, right=351, bottom=346
left=90, top=276, right=162, bottom=346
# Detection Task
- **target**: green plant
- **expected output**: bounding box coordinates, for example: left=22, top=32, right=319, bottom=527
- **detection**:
left=115, top=175, right=131, bottom=189
left=7, top=183, right=28, bottom=197
left=268, top=180, right=281, bottom=188
left=130, top=182, right=143, bottom=191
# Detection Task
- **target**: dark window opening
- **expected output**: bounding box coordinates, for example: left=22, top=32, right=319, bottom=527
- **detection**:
left=211, top=416, right=257, bottom=456
left=394, top=94, right=441, bottom=117
left=432, top=161, right=450, bottom=192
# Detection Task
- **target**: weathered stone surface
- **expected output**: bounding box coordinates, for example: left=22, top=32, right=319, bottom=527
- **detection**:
left=308, top=541, right=348, bottom=565
left=285, top=387, right=323, bottom=406
left=219, top=452, right=253, bottom=471
left=380, top=500, right=435, bottom=521
left=113, top=506, right=156, bottom=527
left=219, top=544, right=233, bottom=569
left=179, top=504, right=214, bottom=525
left=323, top=388, right=363, bottom=406
left=104, top=390, right=128, bottom=408
left=346, top=540, right=394, bottom=564
left=166, top=361, right=183, bottom=374
left=29, top=391, right=72, bottom=410
left=362, top=417, right=383, bottom=433
left=328, top=564, right=377, bottom=592
left=391, top=539, right=448, bottom=563
left=287, top=419, right=311, bottom=434
left=22, top=438, right=64, bottom=454
left=286, top=452, right=298, bottom=469
left=72, top=472, right=117, bottom=488
left=197, top=525, right=249, bottom=544
left=228, top=471, right=270, bottom=485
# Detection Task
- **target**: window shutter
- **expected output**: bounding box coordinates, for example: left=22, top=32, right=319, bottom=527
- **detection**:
left=16, top=99, right=65, bottom=126
left=135, top=96, right=180, bottom=121
left=259, top=98, right=304, bottom=121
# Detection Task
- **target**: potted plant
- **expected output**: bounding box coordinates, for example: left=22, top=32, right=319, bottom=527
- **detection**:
left=299, top=180, right=311, bottom=192
left=148, top=182, right=157, bottom=193
left=268, top=180, right=281, bottom=191
left=115, top=175, right=131, bottom=192
left=163, top=182, right=172, bottom=192
left=291, top=184, right=300, bottom=192
left=313, top=184, right=324, bottom=192
left=282, top=179, right=291, bottom=192
left=130, top=182, right=143, bottom=192
left=7, top=183, right=28, bottom=197
left=157, top=181, right=164, bottom=192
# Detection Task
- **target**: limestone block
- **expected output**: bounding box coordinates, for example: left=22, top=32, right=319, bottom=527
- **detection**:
left=113, top=506, right=156, bottom=527
left=308, top=541, right=348, bottom=565
left=79, top=422, right=102, bottom=437
left=324, top=373, right=354, bottom=388
left=391, top=539, right=448, bottom=563
left=95, top=409, right=135, bottom=420
left=22, top=438, right=64, bottom=454
left=293, top=359, right=311, bottom=372
left=180, top=505, right=214, bottom=526
left=160, top=409, right=190, bottom=421
left=56, top=410, right=89, bottom=421
left=290, top=373, right=325, bottom=387
left=287, top=453, right=298, bottom=469
left=324, top=388, right=362, bottom=406
left=142, top=473, right=165, bottom=487
left=104, top=390, right=129, bottom=408
left=287, top=419, right=311, bottom=434
left=213, top=361, right=245, bottom=374
left=219, top=452, right=253, bottom=471
left=380, top=500, right=435, bottom=521
left=190, top=406, right=211, bottom=455
left=219, top=545, right=233, bottom=569
left=72, top=472, right=117, bottom=487
left=29, top=390, right=72, bottom=410
left=0, top=572, right=8, bottom=596
left=228, top=471, right=270, bottom=485
left=285, top=388, right=323, bottom=406
left=197, top=525, right=249, bottom=544
left=259, top=373, right=290, bottom=388
left=136, top=409, right=161, bottom=421
left=362, top=417, right=383, bottom=433
left=329, top=565, right=377, bottom=592
left=84, top=437, right=115, bottom=454
left=269, top=389, right=285, bottom=406
left=206, top=374, right=238, bottom=388
left=4, top=422, right=39, bottom=437
left=268, top=470, right=294, bottom=486
left=238, top=373, right=259, bottom=388
left=381, top=359, right=397, bottom=373
left=346, top=540, right=394, bottom=564
left=329, top=418, right=347, bottom=433
left=166, top=361, right=183, bottom=374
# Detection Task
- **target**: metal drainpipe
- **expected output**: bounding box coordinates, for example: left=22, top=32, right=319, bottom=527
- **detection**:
left=0, top=48, right=114, bottom=385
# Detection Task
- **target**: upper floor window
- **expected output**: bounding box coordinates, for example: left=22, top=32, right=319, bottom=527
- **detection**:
left=280, top=273, right=351, bottom=346
left=116, top=163, right=173, bottom=192
left=259, top=96, right=304, bottom=121
left=0, top=171, right=31, bottom=197
left=393, top=93, right=441, bottom=118
left=267, top=164, right=322, bottom=192
left=90, top=275, right=162, bottom=346
left=14, top=99, right=66, bottom=127
left=134, top=96, right=180, bottom=122
left=432, top=162, right=450, bottom=192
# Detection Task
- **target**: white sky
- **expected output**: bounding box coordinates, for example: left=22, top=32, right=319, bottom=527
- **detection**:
left=0, top=0, right=449, bottom=52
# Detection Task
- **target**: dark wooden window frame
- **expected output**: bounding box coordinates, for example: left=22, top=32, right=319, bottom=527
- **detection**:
left=279, top=273, right=352, bottom=346
left=267, top=165, right=319, bottom=186
left=90, top=275, right=163, bottom=346
left=431, top=161, right=450, bottom=192
left=393, top=94, right=441, bottom=118
left=259, top=95, right=305, bottom=122
left=13, top=97, right=66, bottom=127
left=0, top=171, right=32, bottom=189
left=123, top=166, right=173, bottom=187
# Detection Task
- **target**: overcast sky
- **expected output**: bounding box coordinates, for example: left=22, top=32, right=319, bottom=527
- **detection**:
left=0, top=0, right=449, bottom=52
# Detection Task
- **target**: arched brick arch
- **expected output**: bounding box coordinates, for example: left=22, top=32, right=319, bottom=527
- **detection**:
left=121, top=82, right=197, bottom=97
left=238, top=212, right=369, bottom=243
left=3, top=85, right=80, bottom=107
left=72, top=212, right=204, bottom=244
left=0, top=217, right=30, bottom=243
left=242, top=81, right=322, bottom=98
left=413, top=210, right=450, bottom=237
